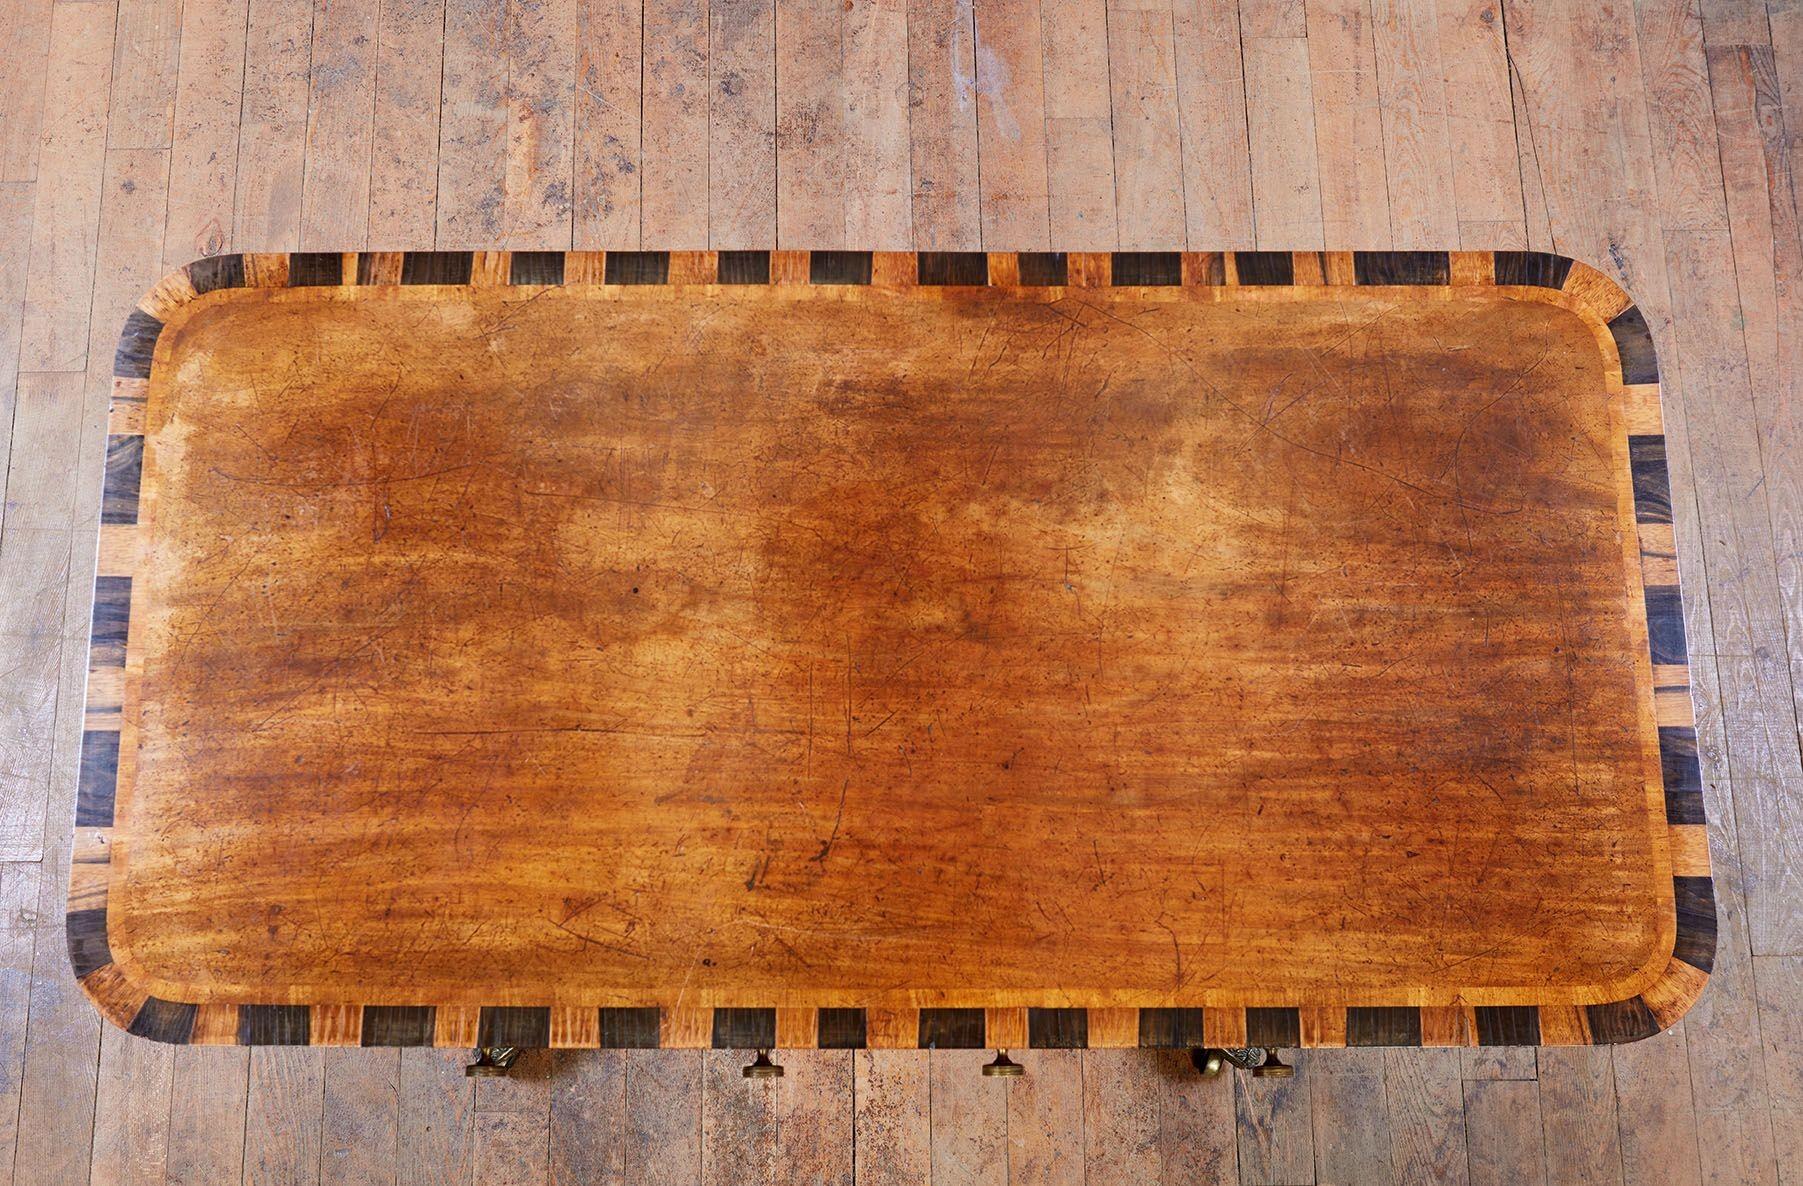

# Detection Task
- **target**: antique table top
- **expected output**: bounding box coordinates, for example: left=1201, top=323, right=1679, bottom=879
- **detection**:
left=71, top=249, right=1714, bottom=1052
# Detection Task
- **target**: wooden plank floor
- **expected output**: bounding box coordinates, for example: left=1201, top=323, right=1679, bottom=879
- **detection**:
left=0, top=0, right=1798, bottom=1181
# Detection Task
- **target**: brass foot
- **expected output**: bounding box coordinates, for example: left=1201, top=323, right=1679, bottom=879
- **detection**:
left=982, top=1050, right=1024, bottom=1077
left=466, top=1047, right=520, bottom=1077
left=743, top=1049, right=785, bottom=1079
left=1252, top=1049, right=1295, bottom=1078
left=1193, top=1047, right=1292, bottom=1077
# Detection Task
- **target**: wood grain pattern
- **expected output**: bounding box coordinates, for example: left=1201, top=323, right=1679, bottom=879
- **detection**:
left=71, top=256, right=1697, bottom=1049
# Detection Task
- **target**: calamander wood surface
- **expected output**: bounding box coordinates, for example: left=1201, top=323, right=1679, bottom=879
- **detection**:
left=73, top=248, right=1709, bottom=1050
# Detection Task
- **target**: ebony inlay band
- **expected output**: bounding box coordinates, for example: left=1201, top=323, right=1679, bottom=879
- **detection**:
left=1027, top=1008, right=1088, bottom=1049
left=600, top=1006, right=662, bottom=1048
left=809, top=251, right=873, bottom=285
left=402, top=251, right=474, bottom=286
left=288, top=252, right=345, bottom=286
left=1586, top=997, right=1659, bottom=1044
left=187, top=254, right=245, bottom=295
left=1111, top=251, right=1182, bottom=286
left=1234, top=251, right=1294, bottom=286
left=113, top=311, right=163, bottom=378
left=76, top=730, right=120, bottom=828
left=1245, top=1007, right=1301, bottom=1048
left=1016, top=252, right=1068, bottom=286
left=129, top=998, right=198, bottom=1043
left=1346, top=1006, right=1423, bottom=1047
left=711, top=1007, right=777, bottom=1049
left=1494, top=251, right=1574, bottom=289
left=918, top=251, right=989, bottom=286
left=361, top=1005, right=437, bottom=1047
left=717, top=251, right=771, bottom=285
left=1474, top=1005, right=1541, bottom=1046
left=1608, top=306, right=1660, bottom=384
left=239, top=1004, right=311, bottom=1045
left=817, top=1008, right=868, bottom=1049
left=605, top=252, right=671, bottom=285
left=1354, top=251, right=1451, bottom=285
left=918, top=1008, right=985, bottom=1049
left=479, top=1006, right=551, bottom=1048
left=1139, top=1007, right=1205, bottom=1048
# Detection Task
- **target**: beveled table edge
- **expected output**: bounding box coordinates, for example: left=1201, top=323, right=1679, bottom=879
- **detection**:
left=68, top=248, right=1715, bottom=1050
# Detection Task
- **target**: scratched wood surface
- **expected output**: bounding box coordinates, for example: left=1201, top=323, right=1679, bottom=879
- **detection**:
left=0, top=1, right=1798, bottom=1184
left=94, top=260, right=1678, bottom=1025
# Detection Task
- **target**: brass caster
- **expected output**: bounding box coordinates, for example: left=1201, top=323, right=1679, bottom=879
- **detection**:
left=1252, top=1049, right=1295, bottom=1079
left=743, top=1049, right=785, bottom=1079
left=982, top=1050, right=1024, bottom=1077
left=1219, top=1047, right=1265, bottom=1072
left=1192, top=1046, right=1295, bottom=1078
left=465, top=1047, right=520, bottom=1077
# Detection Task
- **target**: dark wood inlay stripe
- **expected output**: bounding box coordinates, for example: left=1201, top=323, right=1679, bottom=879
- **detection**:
left=1246, top=1007, right=1301, bottom=1048
left=508, top=251, right=565, bottom=285
left=76, top=729, right=119, bottom=827
left=717, top=251, right=771, bottom=285
left=1026, top=1008, right=1087, bottom=1049
left=918, top=1008, right=985, bottom=1049
left=817, top=1008, right=867, bottom=1049
left=1586, top=997, right=1660, bottom=1044
left=478, top=1006, right=550, bottom=1048
left=1474, top=1005, right=1540, bottom=1046
left=809, top=251, right=873, bottom=285
left=1628, top=435, right=1673, bottom=524
left=1673, top=876, right=1717, bottom=973
left=605, top=251, right=670, bottom=285
left=1346, top=1006, right=1423, bottom=1046
left=90, top=576, right=131, bottom=667
left=1608, top=305, right=1659, bottom=384
left=401, top=251, right=474, bottom=285
left=66, top=908, right=112, bottom=978
left=1661, top=725, right=1705, bottom=825
left=187, top=253, right=245, bottom=294
left=113, top=310, right=163, bottom=378
left=599, top=1007, right=661, bottom=1048
left=1111, top=251, right=1181, bottom=286
left=1354, top=251, right=1450, bottom=285
left=288, top=252, right=345, bottom=286
left=129, top=998, right=197, bottom=1044
left=917, top=251, right=988, bottom=286
left=1233, top=251, right=1293, bottom=285
left=239, top=1004, right=310, bottom=1045
left=1016, top=252, right=1068, bottom=286
left=711, top=1007, right=777, bottom=1049
left=1493, top=251, right=1573, bottom=289
left=1644, top=585, right=1687, bottom=666
left=102, top=435, right=143, bottom=525
left=361, top=1006, right=436, bottom=1046
left=1138, top=1007, right=1205, bottom=1048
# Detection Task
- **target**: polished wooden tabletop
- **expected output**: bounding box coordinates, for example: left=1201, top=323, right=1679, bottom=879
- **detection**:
left=70, top=249, right=1713, bottom=1052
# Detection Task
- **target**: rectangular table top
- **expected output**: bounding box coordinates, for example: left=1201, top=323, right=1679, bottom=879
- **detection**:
left=72, top=249, right=1714, bottom=1052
